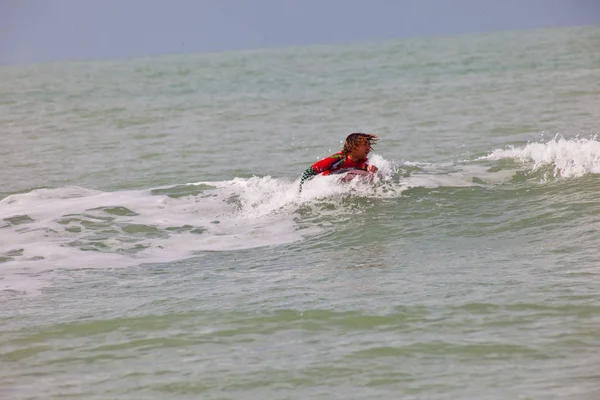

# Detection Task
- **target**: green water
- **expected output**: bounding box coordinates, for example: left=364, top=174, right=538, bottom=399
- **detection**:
left=1, top=25, right=600, bottom=399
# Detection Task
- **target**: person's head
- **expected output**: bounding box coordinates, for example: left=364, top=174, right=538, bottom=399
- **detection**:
left=342, top=133, right=379, bottom=160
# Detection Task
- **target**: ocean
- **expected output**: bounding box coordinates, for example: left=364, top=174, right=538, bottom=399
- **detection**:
left=1, top=24, right=600, bottom=399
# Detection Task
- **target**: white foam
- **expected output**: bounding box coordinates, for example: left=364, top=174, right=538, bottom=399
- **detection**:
left=0, top=157, right=403, bottom=294
left=482, top=136, right=600, bottom=178
left=0, top=163, right=409, bottom=294
left=1, top=153, right=504, bottom=294
left=368, top=153, right=395, bottom=178
left=0, top=182, right=309, bottom=294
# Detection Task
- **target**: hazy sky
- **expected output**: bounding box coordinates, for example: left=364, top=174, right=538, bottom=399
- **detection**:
left=1, top=0, right=599, bottom=64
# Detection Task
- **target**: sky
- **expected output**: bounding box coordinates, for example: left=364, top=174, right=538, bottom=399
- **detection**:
left=1, top=0, right=599, bottom=65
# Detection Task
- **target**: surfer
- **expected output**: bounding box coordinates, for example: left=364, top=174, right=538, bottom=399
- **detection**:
left=299, top=133, right=379, bottom=189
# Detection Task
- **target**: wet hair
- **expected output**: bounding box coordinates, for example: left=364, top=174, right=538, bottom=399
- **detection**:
left=341, top=133, right=379, bottom=156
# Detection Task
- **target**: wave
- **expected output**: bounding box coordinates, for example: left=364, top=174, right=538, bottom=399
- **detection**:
left=2, top=141, right=599, bottom=294
left=481, top=136, right=600, bottom=179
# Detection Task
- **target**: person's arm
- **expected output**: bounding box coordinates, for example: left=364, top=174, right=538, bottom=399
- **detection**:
left=299, top=166, right=318, bottom=187
left=298, top=155, right=339, bottom=190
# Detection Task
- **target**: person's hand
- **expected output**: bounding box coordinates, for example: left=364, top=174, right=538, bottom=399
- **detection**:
left=367, top=165, right=378, bottom=173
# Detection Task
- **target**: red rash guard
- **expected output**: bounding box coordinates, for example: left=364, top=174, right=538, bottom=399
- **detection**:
left=312, top=152, right=368, bottom=175
left=299, top=152, right=368, bottom=187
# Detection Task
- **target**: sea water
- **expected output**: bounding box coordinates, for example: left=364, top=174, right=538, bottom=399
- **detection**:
left=1, top=25, right=600, bottom=399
